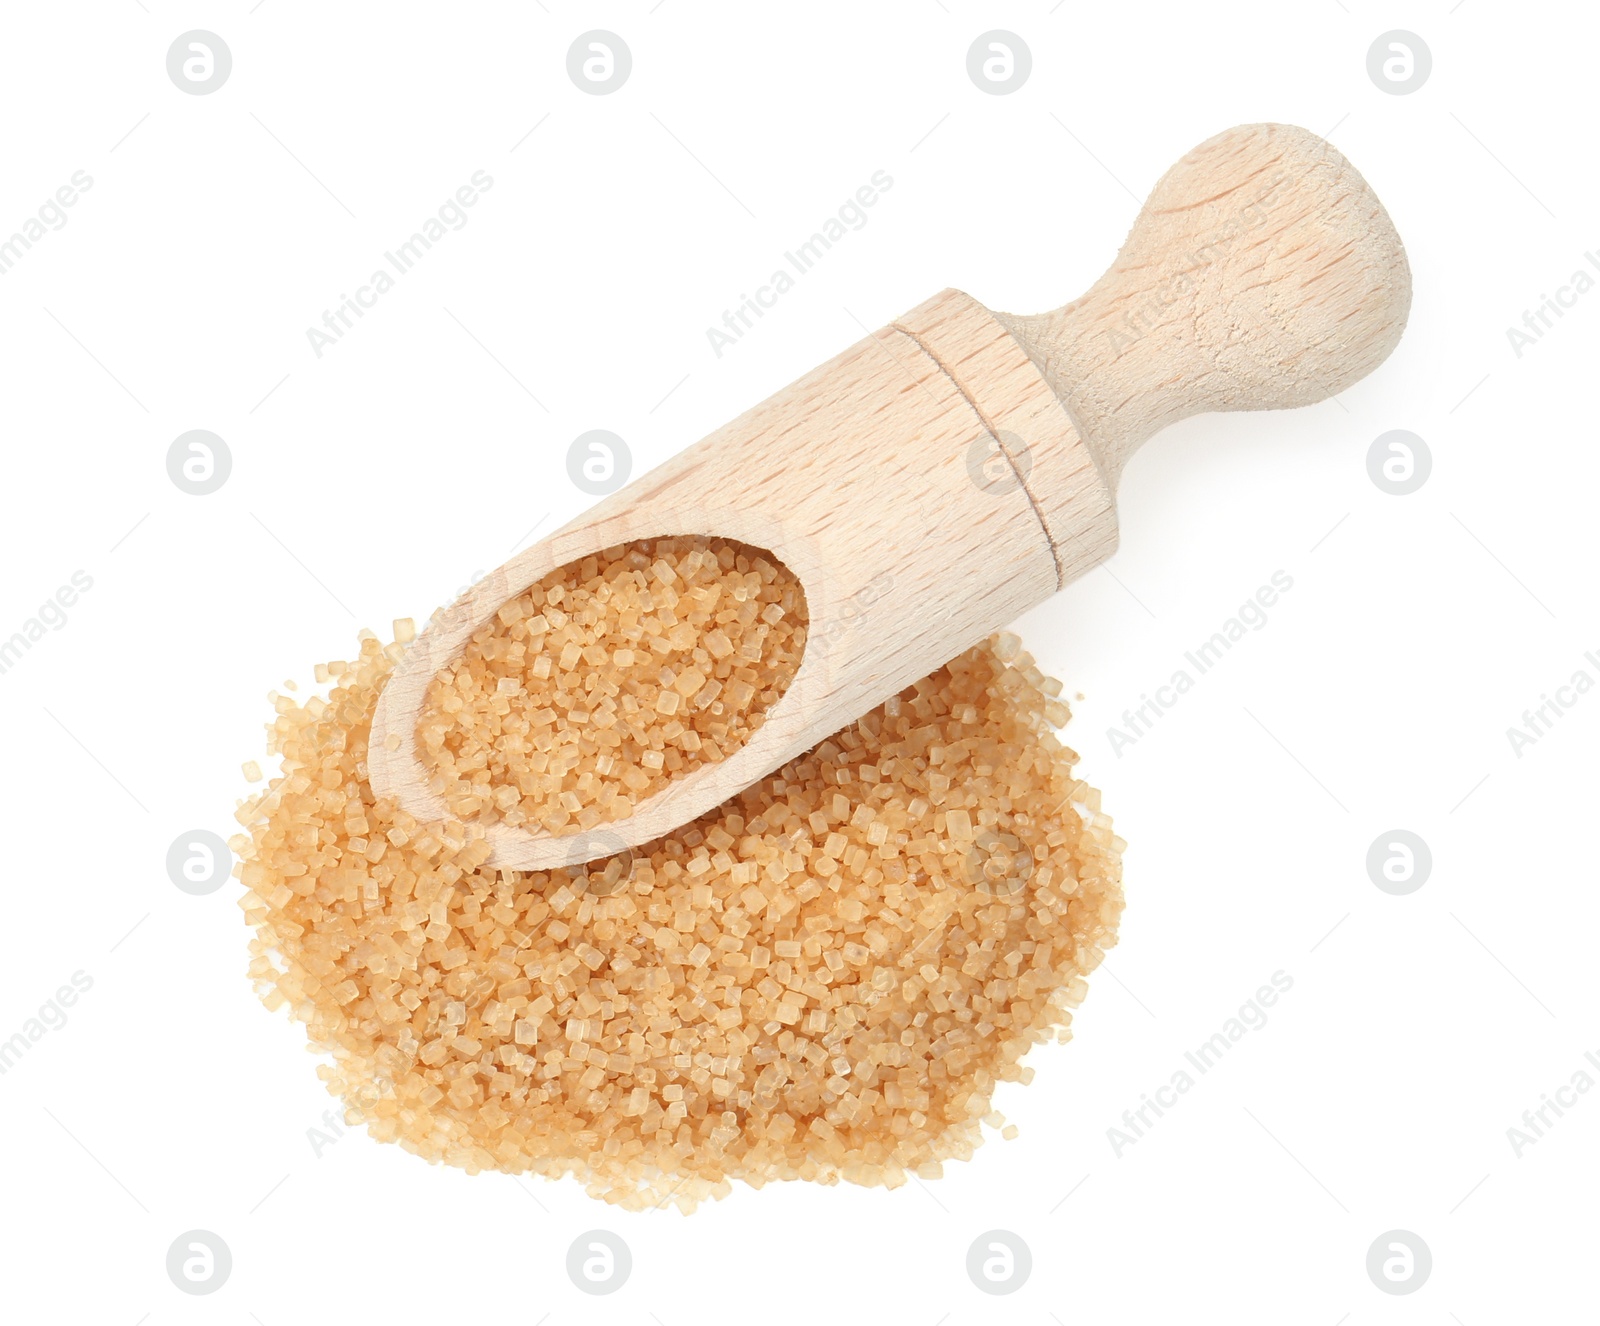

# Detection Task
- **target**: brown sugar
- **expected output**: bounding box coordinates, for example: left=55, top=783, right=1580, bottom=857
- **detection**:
left=414, top=537, right=807, bottom=838
left=235, top=613, right=1123, bottom=1212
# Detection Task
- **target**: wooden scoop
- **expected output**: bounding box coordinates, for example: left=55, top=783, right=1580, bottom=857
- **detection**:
left=369, top=122, right=1411, bottom=870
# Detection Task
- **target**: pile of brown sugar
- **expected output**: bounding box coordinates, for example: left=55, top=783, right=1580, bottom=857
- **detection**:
left=415, top=537, right=807, bottom=837
left=234, top=560, right=1123, bottom=1212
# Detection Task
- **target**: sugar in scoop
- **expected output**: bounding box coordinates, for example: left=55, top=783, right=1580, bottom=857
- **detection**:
left=415, top=537, right=807, bottom=839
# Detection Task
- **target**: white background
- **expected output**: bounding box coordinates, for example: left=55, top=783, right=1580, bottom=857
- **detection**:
left=1, top=2, right=1594, bottom=1321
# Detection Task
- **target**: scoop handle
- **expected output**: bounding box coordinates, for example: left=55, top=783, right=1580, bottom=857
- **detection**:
left=996, top=122, right=1412, bottom=487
